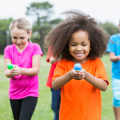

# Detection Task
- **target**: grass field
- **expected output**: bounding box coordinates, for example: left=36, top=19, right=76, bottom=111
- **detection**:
left=0, top=54, right=114, bottom=120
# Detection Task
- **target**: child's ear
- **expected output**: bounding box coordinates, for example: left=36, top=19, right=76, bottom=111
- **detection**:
left=28, top=31, right=32, bottom=38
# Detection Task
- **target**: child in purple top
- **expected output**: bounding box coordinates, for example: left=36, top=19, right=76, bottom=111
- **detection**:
left=4, top=18, right=43, bottom=120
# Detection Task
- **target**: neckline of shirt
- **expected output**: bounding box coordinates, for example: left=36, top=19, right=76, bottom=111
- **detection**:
left=14, top=42, right=30, bottom=55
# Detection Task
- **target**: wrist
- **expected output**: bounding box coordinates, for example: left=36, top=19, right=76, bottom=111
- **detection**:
left=69, top=71, right=73, bottom=79
left=19, top=68, right=22, bottom=74
left=84, top=71, right=88, bottom=80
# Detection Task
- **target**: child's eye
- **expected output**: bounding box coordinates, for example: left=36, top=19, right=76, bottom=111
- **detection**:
left=20, top=37, right=24, bottom=39
left=82, top=44, right=87, bottom=46
left=71, top=44, right=76, bottom=46
left=13, top=37, right=17, bottom=39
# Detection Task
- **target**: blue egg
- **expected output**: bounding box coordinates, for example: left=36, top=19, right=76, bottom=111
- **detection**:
left=74, top=63, right=82, bottom=71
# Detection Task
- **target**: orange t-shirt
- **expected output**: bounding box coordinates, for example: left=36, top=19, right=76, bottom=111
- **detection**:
left=52, top=58, right=109, bottom=120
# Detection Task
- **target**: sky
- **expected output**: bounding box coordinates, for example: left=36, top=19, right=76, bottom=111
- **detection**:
left=0, top=0, right=120, bottom=26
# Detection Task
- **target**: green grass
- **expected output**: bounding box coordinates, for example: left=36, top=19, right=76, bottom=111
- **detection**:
left=101, top=55, right=114, bottom=120
left=0, top=54, right=114, bottom=120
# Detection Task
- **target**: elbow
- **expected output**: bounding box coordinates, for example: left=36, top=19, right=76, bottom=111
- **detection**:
left=34, top=72, right=39, bottom=75
left=52, top=86, right=58, bottom=90
left=110, top=57, right=117, bottom=62
left=5, top=75, right=11, bottom=78
left=102, top=87, right=107, bottom=91
left=34, top=70, right=39, bottom=75
left=29, top=67, right=40, bottom=76
left=110, top=58, right=114, bottom=62
left=5, top=71, right=11, bottom=78
left=52, top=81, right=59, bottom=90
left=31, top=72, right=38, bottom=76
left=101, top=82, right=108, bottom=91
left=52, top=84, right=58, bottom=90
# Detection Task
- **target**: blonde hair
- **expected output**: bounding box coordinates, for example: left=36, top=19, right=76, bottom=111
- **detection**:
left=9, top=18, right=32, bottom=33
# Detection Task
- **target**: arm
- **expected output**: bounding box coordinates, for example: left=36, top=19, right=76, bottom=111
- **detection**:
left=72, top=68, right=108, bottom=91
left=52, top=68, right=107, bottom=91
left=5, top=55, right=41, bottom=77
left=4, top=58, right=14, bottom=78
left=19, top=55, right=41, bottom=76
left=109, top=52, right=120, bottom=62
left=52, top=71, right=72, bottom=90
left=84, top=71, right=107, bottom=91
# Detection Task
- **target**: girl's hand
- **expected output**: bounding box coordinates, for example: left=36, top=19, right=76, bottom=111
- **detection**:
left=50, top=57, right=61, bottom=64
left=10, top=65, right=21, bottom=76
left=70, top=68, right=86, bottom=80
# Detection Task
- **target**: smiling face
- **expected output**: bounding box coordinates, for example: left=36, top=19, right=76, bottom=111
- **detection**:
left=69, top=30, right=91, bottom=63
left=11, top=28, right=31, bottom=50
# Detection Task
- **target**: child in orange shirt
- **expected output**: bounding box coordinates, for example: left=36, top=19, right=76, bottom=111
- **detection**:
left=46, top=48, right=61, bottom=120
left=44, top=10, right=109, bottom=120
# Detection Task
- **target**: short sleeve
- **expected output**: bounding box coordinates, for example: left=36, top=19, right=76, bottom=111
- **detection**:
left=95, top=58, right=109, bottom=85
left=33, top=43, right=43, bottom=56
left=52, top=60, right=65, bottom=82
left=106, top=37, right=114, bottom=53
left=4, top=45, right=12, bottom=60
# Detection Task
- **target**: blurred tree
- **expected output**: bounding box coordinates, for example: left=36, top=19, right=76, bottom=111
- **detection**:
left=98, top=21, right=118, bottom=35
left=26, top=2, right=62, bottom=53
left=0, top=18, right=13, bottom=54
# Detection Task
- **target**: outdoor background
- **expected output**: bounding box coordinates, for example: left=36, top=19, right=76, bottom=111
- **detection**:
left=0, top=54, right=114, bottom=120
left=0, top=1, right=119, bottom=54
left=0, top=0, right=119, bottom=120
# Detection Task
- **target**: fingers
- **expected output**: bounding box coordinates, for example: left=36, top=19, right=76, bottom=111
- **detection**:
left=9, top=65, right=20, bottom=76
left=70, top=69, right=86, bottom=80
left=10, top=71, right=20, bottom=76
left=13, top=65, right=19, bottom=68
left=81, top=73, right=85, bottom=78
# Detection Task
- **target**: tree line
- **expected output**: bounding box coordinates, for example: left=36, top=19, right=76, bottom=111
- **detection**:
left=0, top=1, right=118, bottom=54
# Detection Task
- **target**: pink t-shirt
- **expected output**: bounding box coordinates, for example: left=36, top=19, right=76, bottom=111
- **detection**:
left=4, top=42, right=43, bottom=99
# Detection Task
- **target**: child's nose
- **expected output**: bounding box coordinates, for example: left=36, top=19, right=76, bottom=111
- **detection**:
left=17, top=39, right=21, bottom=43
left=76, top=45, right=82, bottom=50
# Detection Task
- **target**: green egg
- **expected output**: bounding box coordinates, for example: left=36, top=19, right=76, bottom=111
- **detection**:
left=7, top=64, right=13, bottom=69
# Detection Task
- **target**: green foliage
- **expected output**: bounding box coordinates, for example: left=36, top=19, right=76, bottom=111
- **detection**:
left=26, top=2, right=62, bottom=53
left=98, top=21, right=118, bottom=35
left=0, top=18, right=13, bottom=54
left=0, top=2, right=119, bottom=55
left=26, top=2, right=53, bottom=16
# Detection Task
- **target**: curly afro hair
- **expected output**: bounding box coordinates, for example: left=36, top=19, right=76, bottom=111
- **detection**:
left=44, top=10, right=109, bottom=61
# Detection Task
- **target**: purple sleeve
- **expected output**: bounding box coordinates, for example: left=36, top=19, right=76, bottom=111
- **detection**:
left=4, top=46, right=12, bottom=60
left=33, top=43, right=43, bottom=56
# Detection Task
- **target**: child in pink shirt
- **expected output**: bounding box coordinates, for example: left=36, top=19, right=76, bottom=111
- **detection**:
left=4, top=18, right=43, bottom=120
